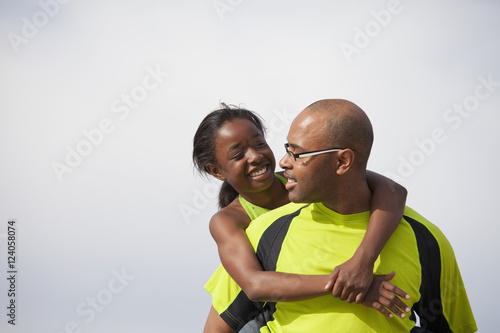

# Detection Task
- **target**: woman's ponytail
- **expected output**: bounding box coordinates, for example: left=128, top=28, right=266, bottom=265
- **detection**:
left=218, top=180, right=239, bottom=208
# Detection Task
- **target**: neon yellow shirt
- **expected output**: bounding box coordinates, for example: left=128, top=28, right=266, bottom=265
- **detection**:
left=207, top=202, right=477, bottom=333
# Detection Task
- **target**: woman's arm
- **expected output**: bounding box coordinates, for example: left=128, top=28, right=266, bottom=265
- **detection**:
left=209, top=208, right=331, bottom=302
left=329, top=170, right=408, bottom=304
left=203, top=305, right=236, bottom=333
left=209, top=206, right=409, bottom=319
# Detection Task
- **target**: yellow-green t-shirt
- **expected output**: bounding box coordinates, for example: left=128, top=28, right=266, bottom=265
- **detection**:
left=207, top=202, right=477, bottom=333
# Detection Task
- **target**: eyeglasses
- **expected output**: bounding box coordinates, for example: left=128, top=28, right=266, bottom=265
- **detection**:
left=284, top=143, right=352, bottom=161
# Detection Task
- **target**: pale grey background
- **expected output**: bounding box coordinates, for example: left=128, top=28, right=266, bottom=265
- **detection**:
left=0, top=0, right=498, bottom=332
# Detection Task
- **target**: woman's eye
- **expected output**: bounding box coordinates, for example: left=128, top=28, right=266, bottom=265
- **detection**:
left=256, top=142, right=267, bottom=148
left=232, top=152, right=244, bottom=160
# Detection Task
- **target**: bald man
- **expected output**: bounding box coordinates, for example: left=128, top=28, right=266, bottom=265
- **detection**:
left=208, top=100, right=476, bottom=332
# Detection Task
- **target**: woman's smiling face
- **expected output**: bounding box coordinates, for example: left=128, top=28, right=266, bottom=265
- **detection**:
left=209, top=118, right=276, bottom=196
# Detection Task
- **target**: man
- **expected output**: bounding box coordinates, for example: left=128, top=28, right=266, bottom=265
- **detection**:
left=208, top=99, right=477, bottom=332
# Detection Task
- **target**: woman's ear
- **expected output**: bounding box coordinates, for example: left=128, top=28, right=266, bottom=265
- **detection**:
left=336, top=149, right=355, bottom=175
left=206, top=163, right=225, bottom=181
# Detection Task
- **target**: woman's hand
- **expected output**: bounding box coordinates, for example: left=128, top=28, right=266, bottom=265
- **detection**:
left=361, top=271, right=411, bottom=319
left=325, top=255, right=374, bottom=303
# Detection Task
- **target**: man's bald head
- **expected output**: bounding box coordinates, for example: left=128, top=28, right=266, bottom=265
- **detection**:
left=303, top=99, right=373, bottom=168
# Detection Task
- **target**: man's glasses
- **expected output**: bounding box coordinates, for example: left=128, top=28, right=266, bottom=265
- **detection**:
left=284, top=143, right=352, bottom=161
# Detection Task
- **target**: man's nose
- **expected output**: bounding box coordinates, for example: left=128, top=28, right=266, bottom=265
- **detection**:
left=279, top=152, right=292, bottom=169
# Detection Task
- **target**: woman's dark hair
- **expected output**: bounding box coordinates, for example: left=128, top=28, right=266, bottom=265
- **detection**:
left=193, top=103, right=266, bottom=208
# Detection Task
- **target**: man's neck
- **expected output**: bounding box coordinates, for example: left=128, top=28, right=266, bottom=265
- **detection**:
left=321, top=180, right=372, bottom=215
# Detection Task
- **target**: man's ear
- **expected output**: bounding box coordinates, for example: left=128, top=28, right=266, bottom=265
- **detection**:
left=336, top=149, right=355, bottom=175
left=206, top=163, right=225, bottom=181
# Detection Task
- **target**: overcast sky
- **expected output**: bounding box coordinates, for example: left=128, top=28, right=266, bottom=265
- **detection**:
left=0, top=1, right=498, bottom=332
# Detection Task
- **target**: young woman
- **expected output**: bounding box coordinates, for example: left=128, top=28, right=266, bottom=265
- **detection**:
left=193, top=104, right=410, bottom=332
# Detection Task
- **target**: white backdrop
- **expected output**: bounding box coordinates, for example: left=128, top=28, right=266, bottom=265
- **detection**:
left=0, top=1, right=498, bottom=332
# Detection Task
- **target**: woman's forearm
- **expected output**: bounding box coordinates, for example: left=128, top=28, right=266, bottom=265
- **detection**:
left=362, top=170, right=407, bottom=263
left=242, top=271, right=331, bottom=302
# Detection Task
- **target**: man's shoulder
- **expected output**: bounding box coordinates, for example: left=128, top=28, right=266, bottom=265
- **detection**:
left=253, top=202, right=308, bottom=224
left=403, top=206, right=442, bottom=234
left=402, top=206, right=453, bottom=252
left=245, top=202, right=308, bottom=242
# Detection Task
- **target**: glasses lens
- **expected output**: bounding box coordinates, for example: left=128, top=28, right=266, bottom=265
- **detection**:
left=284, top=144, right=295, bottom=161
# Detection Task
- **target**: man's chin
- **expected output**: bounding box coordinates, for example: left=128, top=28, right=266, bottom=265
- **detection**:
left=288, top=192, right=305, bottom=203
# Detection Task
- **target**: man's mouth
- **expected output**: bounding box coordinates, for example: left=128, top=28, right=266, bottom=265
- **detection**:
left=249, top=165, right=269, bottom=177
left=283, top=172, right=297, bottom=190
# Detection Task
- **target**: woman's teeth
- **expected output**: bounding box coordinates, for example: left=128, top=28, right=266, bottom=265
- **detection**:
left=250, top=166, right=267, bottom=177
